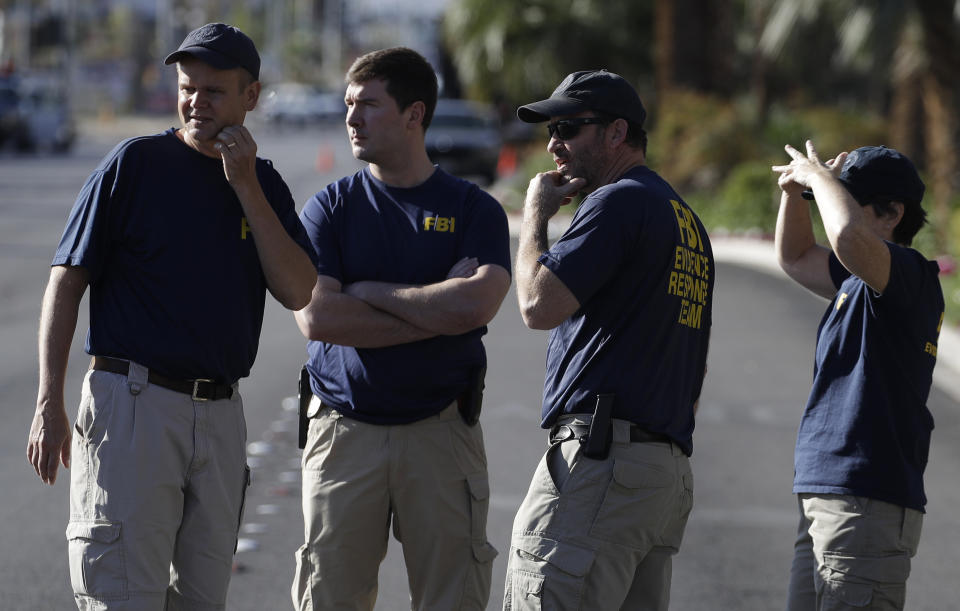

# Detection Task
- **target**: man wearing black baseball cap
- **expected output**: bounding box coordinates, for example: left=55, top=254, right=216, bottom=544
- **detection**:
left=774, top=141, right=944, bottom=609
left=27, top=22, right=317, bottom=610
left=504, top=70, right=713, bottom=610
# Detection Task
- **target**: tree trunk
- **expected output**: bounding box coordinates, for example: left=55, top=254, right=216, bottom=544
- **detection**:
left=914, top=0, right=959, bottom=253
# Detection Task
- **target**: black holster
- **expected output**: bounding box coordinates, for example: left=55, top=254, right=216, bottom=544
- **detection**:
left=579, top=393, right=614, bottom=460
left=457, top=365, right=486, bottom=426
left=297, top=365, right=311, bottom=449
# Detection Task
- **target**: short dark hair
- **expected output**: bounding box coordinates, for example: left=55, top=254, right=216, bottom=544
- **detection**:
left=869, top=199, right=927, bottom=246
left=595, top=110, right=647, bottom=154
left=346, top=47, right=438, bottom=130
left=238, top=68, right=256, bottom=92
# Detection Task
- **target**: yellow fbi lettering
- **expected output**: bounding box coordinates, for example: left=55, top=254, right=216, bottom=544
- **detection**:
left=667, top=200, right=710, bottom=330
left=671, top=200, right=704, bottom=252
left=424, top=216, right=456, bottom=232
left=241, top=217, right=251, bottom=239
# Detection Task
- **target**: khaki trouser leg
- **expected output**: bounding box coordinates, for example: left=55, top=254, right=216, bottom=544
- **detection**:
left=391, top=403, right=497, bottom=611
left=68, top=364, right=247, bottom=611
left=293, top=403, right=390, bottom=611
left=503, top=417, right=693, bottom=611
left=798, top=494, right=923, bottom=611
left=292, top=400, right=496, bottom=611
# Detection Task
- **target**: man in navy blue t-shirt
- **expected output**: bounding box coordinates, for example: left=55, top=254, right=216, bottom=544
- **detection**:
left=774, top=142, right=944, bottom=609
left=291, top=48, right=511, bottom=611
left=25, top=23, right=316, bottom=610
left=503, top=70, right=713, bottom=610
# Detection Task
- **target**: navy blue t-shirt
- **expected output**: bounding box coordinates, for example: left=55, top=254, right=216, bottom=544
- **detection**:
left=539, top=166, right=714, bottom=456
left=794, top=245, right=943, bottom=511
left=53, top=128, right=316, bottom=383
left=300, top=167, right=511, bottom=424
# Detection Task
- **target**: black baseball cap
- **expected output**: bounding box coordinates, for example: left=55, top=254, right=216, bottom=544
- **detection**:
left=802, top=146, right=924, bottom=206
left=164, top=23, right=260, bottom=80
left=517, top=70, right=646, bottom=126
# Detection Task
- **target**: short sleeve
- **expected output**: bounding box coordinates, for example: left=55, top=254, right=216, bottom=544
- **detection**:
left=881, top=243, right=939, bottom=310
left=52, top=163, right=119, bottom=281
left=458, top=187, right=511, bottom=274
left=539, top=195, right=631, bottom=304
left=300, top=189, right=341, bottom=280
left=259, top=161, right=318, bottom=267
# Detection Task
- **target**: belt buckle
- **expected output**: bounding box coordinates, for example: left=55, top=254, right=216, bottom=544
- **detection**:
left=551, top=424, right=575, bottom=443
left=192, top=379, right=214, bottom=401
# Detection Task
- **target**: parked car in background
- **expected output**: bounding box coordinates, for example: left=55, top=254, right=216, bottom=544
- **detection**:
left=0, top=78, right=26, bottom=149
left=260, top=82, right=344, bottom=125
left=426, top=99, right=501, bottom=185
left=0, top=75, right=74, bottom=153
left=16, top=81, right=75, bottom=152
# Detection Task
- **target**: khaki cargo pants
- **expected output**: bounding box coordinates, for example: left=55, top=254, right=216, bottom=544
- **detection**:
left=292, top=397, right=497, bottom=611
left=503, top=415, right=694, bottom=611
left=67, top=362, right=249, bottom=610
left=786, top=494, right=923, bottom=610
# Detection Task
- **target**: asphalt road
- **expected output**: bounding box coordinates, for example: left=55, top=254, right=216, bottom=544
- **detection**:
left=1, top=119, right=958, bottom=610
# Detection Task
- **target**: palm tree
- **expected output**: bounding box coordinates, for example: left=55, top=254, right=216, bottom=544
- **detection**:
left=757, top=0, right=958, bottom=251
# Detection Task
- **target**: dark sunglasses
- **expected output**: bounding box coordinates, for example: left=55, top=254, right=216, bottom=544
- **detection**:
left=547, top=117, right=608, bottom=140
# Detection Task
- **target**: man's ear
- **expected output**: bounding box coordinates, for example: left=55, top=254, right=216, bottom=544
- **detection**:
left=244, top=80, right=261, bottom=111
left=887, top=201, right=905, bottom=230
left=607, top=117, right=628, bottom=147
left=407, top=100, right=426, bottom=130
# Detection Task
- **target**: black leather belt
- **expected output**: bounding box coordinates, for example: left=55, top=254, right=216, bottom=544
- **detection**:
left=549, top=422, right=672, bottom=445
left=91, top=356, right=234, bottom=401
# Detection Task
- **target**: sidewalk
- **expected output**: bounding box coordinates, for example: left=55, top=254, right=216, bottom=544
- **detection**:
left=711, top=236, right=960, bottom=404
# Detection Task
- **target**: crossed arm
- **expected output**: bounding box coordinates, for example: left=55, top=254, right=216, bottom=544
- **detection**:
left=294, top=257, right=511, bottom=347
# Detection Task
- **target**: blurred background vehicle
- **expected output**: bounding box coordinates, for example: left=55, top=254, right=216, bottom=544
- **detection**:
left=425, top=98, right=501, bottom=185
left=260, top=82, right=344, bottom=125
left=16, top=79, right=75, bottom=153
left=0, top=76, right=25, bottom=148
left=0, top=75, right=74, bottom=153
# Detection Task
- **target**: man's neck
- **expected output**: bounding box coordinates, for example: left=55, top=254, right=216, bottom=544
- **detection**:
left=176, top=129, right=220, bottom=160
left=369, top=149, right=437, bottom=188
left=594, top=149, right=646, bottom=191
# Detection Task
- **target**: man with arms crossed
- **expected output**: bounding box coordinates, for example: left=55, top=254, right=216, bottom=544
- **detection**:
left=503, top=70, right=713, bottom=610
left=26, top=23, right=316, bottom=610
left=774, top=142, right=943, bottom=610
left=292, top=47, right=511, bottom=610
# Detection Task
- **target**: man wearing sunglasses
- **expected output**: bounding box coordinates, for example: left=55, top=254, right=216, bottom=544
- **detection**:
left=503, top=70, right=714, bottom=610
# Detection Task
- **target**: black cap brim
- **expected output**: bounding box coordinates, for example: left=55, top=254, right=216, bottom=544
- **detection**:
left=517, top=96, right=591, bottom=123
left=801, top=178, right=862, bottom=203
left=164, top=46, right=237, bottom=71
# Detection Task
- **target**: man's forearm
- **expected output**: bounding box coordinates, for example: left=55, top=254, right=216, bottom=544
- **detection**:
left=233, top=182, right=316, bottom=311
left=775, top=190, right=817, bottom=268
left=515, top=208, right=551, bottom=308
left=37, top=266, right=87, bottom=409
left=346, top=265, right=510, bottom=336
left=295, top=285, right=436, bottom=348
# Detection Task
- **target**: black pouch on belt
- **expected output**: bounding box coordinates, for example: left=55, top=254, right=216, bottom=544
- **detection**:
left=298, top=365, right=312, bottom=449
left=457, top=365, right=486, bottom=426
left=580, top=393, right=614, bottom=460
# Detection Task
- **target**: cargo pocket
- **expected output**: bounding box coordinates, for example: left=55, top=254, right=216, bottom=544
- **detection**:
left=462, top=472, right=498, bottom=608
left=505, top=535, right=594, bottom=611
left=66, top=520, right=128, bottom=601
left=589, top=459, right=675, bottom=549
left=817, top=551, right=910, bottom=609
